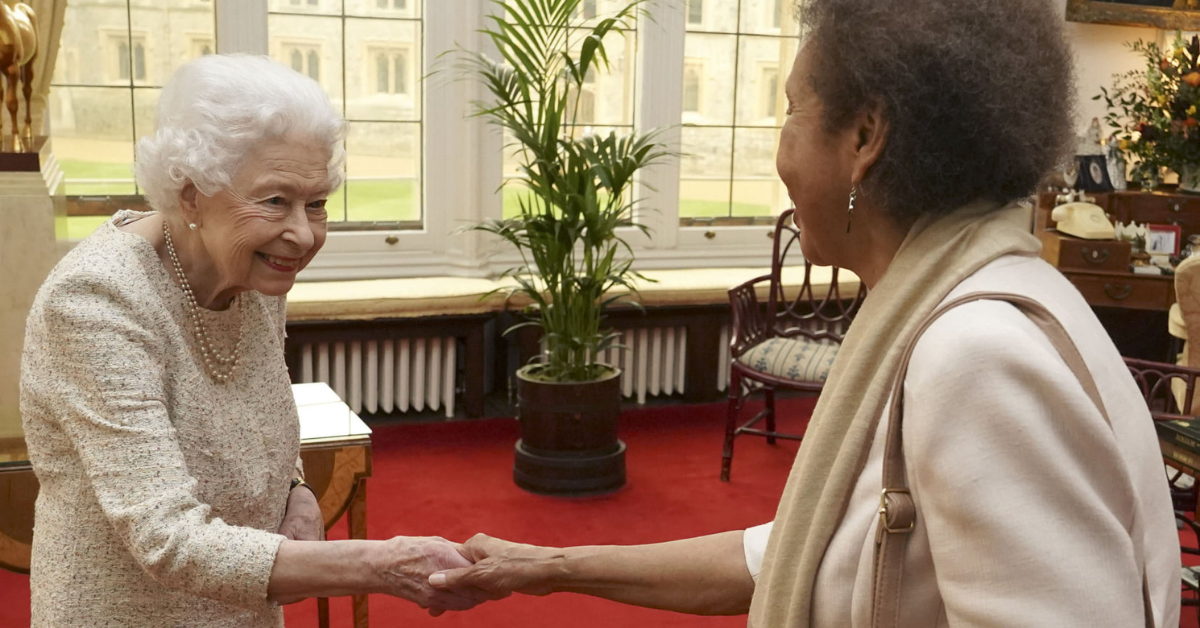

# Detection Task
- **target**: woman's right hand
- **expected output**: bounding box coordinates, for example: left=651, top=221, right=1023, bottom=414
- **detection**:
left=374, top=536, right=503, bottom=615
left=427, top=533, right=560, bottom=599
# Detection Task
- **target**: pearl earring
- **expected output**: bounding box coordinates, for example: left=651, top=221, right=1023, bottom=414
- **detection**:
left=188, top=223, right=198, bottom=231
left=846, top=185, right=858, bottom=234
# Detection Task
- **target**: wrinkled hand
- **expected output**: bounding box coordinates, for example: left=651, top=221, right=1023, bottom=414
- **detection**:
left=279, top=486, right=324, bottom=541
left=427, top=533, right=559, bottom=601
left=376, top=536, right=501, bottom=616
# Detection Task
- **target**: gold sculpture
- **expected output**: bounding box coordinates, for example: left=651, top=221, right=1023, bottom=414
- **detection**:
left=0, top=2, right=37, bottom=152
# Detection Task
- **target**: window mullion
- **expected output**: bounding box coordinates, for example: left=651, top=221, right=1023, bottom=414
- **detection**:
left=634, top=5, right=685, bottom=251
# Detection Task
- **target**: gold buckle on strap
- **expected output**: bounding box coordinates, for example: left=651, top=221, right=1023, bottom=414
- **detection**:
left=879, top=488, right=915, bottom=534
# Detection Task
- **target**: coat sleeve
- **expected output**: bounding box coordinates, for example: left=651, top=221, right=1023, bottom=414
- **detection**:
left=33, top=276, right=285, bottom=610
left=903, top=300, right=1145, bottom=627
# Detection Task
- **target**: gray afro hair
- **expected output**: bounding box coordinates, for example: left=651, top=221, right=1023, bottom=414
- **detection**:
left=798, top=0, right=1076, bottom=220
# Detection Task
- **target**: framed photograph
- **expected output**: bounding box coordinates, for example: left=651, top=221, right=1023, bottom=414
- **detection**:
left=1066, top=0, right=1200, bottom=30
left=1147, top=223, right=1183, bottom=256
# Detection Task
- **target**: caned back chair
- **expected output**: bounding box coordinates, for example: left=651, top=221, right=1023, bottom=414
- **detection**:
left=721, top=209, right=866, bottom=481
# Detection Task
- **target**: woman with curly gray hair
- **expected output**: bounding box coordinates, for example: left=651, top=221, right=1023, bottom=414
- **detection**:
left=427, top=0, right=1180, bottom=625
left=20, top=54, right=486, bottom=626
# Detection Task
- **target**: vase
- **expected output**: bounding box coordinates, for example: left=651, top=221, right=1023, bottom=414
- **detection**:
left=1179, top=164, right=1200, bottom=194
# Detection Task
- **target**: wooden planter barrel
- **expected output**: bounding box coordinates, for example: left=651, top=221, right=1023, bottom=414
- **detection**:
left=513, top=366, right=626, bottom=496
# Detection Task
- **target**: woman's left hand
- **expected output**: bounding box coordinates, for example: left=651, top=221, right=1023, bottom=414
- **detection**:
left=279, top=485, right=325, bottom=541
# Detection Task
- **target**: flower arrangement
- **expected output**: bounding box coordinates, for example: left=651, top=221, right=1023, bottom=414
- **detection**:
left=1098, top=33, right=1200, bottom=190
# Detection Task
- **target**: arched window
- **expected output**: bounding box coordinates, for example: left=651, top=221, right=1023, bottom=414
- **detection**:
left=764, top=69, right=779, bottom=118
left=290, top=49, right=303, bottom=73
left=376, top=53, right=389, bottom=93
left=682, top=65, right=701, bottom=113
left=394, top=53, right=408, bottom=94
left=134, top=42, right=146, bottom=81
left=118, top=41, right=130, bottom=81
left=201, top=44, right=212, bottom=56
left=578, top=89, right=596, bottom=124
left=307, top=50, right=320, bottom=81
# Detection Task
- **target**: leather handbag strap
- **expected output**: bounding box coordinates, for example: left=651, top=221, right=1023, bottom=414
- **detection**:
left=871, top=291, right=1155, bottom=628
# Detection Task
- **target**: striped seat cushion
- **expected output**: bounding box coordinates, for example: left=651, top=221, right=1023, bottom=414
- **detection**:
left=735, top=336, right=840, bottom=384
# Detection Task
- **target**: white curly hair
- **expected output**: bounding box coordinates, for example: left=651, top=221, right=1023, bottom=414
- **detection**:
left=135, top=54, right=347, bottom=214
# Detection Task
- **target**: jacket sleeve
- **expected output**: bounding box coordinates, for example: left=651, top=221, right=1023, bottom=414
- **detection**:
left=34, top=276, right=285, bottom=610
left=904, top=300, right=1145, bottom=627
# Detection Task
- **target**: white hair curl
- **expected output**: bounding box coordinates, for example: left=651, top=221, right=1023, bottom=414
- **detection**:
left=135, top=54, right=347, bottom=214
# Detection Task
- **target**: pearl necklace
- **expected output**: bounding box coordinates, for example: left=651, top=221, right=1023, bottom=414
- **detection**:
left=163, top=221, right=243, bottom=384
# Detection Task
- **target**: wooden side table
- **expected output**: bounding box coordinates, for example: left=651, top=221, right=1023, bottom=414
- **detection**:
left=0, top=383, right=372, bottom=628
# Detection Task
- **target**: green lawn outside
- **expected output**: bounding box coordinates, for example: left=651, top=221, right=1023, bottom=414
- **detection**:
left=59, top=159, right=136, bottom=196
left=60, top=161, right=772, bottom=236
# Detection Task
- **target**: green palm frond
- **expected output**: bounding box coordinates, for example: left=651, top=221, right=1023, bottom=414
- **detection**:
left=456, top=0, right=663, bottom=382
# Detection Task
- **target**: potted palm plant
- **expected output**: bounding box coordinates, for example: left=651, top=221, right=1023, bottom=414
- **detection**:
left=460, top=0, right=666, bottom=495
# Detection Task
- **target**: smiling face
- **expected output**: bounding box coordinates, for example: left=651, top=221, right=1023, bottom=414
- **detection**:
left=775, top=45, right=861, bottom=268
left=188, top=136, right=332, bottom=298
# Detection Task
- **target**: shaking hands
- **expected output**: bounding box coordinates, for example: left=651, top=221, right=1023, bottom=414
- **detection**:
left=423, top=534, right=558, bottom=615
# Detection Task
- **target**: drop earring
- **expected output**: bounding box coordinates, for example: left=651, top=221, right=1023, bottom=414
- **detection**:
left=846, top=185, right=858, bottom=234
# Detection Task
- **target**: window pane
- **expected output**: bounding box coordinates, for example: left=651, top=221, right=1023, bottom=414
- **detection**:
left=134, top=43, right=147, bottom=82
left=49, top=87, right=136, bottom=196
left=269, top=13, right=345, bottom=106
left=345, top=0, right=421, bottom=18
left=307, top=50, right=321, bottom=81
left=731, top=127, right=785, bottom=218
left=344, top=122, right=422, bottom=224
left=682, top=35, right=736, bottom=126
left=687, top=0, right=737, bottom=32
left=682, top=63, right=701, bottom=113
left=133, top=88, right=162, bottom=147
left=130, top=2, right=217, bottom=88
left=679, top=127, right=733, bottom=219
left=376, top=53, right=389, bottom=93
left=394, top=53, right=408, bottom=95
left=567, top=28, right=636, bottom=128
left=58, top=5, right=135, bottom=87
left=735, top=35, right=795, bottom=126
left=345, top=18, right=421, bottom=122
left=739, top=0, right=795, bottom=35
left=118, top=42, right=130, bottom=81
left=269, top=0, right=340, bottom=15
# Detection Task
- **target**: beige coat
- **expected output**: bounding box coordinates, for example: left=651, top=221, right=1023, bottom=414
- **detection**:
left=745, top=254, right=1180, bottom=627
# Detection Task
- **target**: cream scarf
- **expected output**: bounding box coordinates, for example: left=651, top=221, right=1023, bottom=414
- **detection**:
left=747, top=201, right=1041, bottom=627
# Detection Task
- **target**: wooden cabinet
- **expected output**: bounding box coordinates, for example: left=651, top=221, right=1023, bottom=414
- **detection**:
left=1110, top=193, right=1200, bottom=238
left=1059, top=269, right=1174, bottom=311
left=1037, top=188, right=1197, bottom=313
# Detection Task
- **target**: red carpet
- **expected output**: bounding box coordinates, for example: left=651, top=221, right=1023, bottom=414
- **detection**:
left=0, top=398, right=811, bottom=628
left=4, top=398, right=1195, bottom=627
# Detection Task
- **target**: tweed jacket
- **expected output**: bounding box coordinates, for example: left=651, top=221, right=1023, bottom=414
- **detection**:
left=21, top=212, right=299, bottom=627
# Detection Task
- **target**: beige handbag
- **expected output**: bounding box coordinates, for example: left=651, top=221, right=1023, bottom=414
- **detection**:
left=871, top=292, right=1156, bottom=628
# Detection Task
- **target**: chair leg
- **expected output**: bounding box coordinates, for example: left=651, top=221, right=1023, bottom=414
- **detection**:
left=764, top=388, right=777, bottom=445
left=722, top=370, right=743, bottom=482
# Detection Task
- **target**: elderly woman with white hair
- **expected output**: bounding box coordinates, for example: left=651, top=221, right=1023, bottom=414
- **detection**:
left=20, top=54, right=482, bottom=626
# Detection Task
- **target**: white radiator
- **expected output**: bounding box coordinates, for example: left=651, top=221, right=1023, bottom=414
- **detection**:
left=590, top=324, right=732, bottom=404
left=297, top=338, right=457, bottom=417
